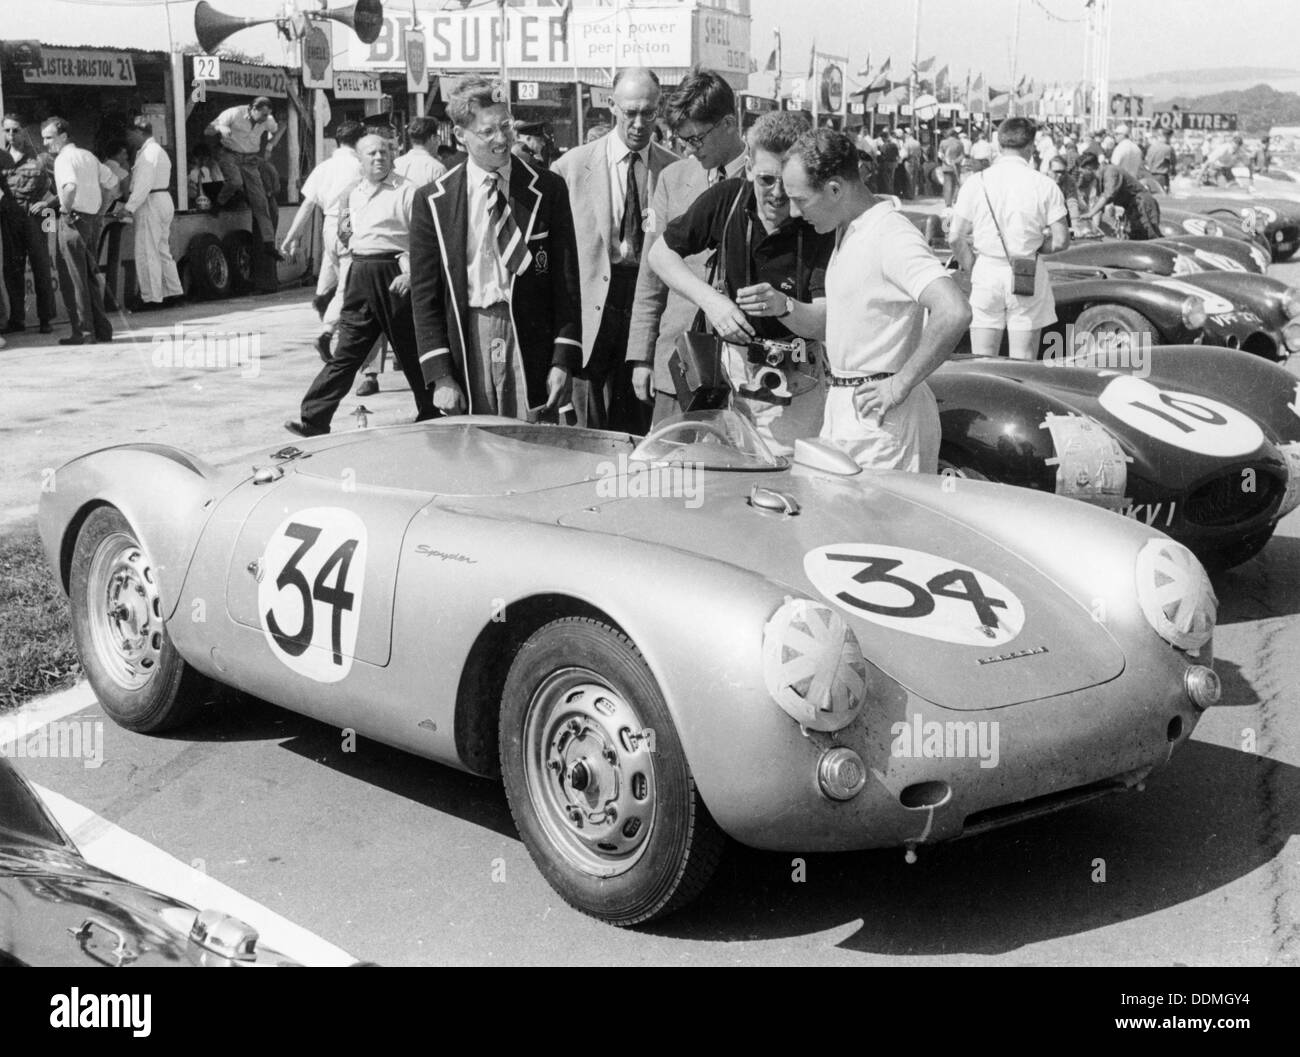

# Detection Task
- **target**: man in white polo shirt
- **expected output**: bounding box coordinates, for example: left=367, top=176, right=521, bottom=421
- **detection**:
left=781, top=128, right=971, bottom=473
left=42, top=116, right=118, bottom=345
left=949, top=117, right=1069, bottom=361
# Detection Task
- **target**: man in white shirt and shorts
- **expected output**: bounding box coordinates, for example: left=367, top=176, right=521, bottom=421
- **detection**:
left=948, top=117, right=1069, bottom=361
left=781, top=128, right=971, bottom=473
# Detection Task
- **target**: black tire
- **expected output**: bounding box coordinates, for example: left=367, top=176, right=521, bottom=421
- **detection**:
left=499, top=617, right=723, bottom=926
left=68, top=507, right=207, bottom=733
left=221, top=230, right=256, bottom=293
left=1074, top=303, right=1159, bottom=341
left=186, top=233, right=232, bottom=300
left=1200, top=525, right=1277, bottom=573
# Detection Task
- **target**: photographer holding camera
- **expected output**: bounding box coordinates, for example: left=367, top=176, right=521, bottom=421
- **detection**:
left=646, top=110, right=833, bottom=455
left=948, top=117, right=1070, bottom=361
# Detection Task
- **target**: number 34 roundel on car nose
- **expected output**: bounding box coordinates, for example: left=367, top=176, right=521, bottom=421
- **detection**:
left=803, top=544, right=1027, bottom=647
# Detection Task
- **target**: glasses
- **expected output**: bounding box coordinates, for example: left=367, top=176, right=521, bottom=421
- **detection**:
left=465, top=121, right=514, bottom=142
left=1050, top=170, right=1067, bottom=178
left=677, top=122, right=718, bottom=150
left=618, top=107, right=658, bottom=124
left=753, top=172, right=785, bottom=190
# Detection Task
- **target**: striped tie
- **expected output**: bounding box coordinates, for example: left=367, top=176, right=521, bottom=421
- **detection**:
left=487, top=172, right=531, bottom=277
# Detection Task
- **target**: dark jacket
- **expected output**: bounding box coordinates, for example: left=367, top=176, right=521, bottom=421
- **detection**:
left=410, top=157, right=582, bottom=413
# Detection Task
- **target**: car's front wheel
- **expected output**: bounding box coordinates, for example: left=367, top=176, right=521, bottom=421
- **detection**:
left=69, top=507, right=207, bottom=733
left=1074, top=304, right=1159, bottom=343
left=499, top=617, right=723, bottom=926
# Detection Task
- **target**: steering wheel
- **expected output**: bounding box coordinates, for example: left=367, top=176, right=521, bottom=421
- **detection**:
left=643, top=420, right=735, bottom=448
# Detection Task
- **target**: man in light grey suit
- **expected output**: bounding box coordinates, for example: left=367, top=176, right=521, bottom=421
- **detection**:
left=626, top=68, right=749, bottom=427
left=553, top=67, right=677, bottom=433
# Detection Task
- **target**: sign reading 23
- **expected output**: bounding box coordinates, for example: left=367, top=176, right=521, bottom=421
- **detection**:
left=258, top=508, right=368, bottom=682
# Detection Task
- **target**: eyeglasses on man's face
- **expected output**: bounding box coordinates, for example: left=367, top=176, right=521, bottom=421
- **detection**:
left=617, top=107, right=658, bottom=125
left=676, top=122, right=718, bottom=150
left=465, top=120, right=514, bottom=142
left=753, top=172, right=785, bottom=190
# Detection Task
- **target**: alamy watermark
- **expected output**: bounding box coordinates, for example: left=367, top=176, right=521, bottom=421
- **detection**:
left=0, top=716, right=104, bottom=769
left=151, top=323, right=261, bottom=378
left=1041, top=324, right=1152, bottom=378
left=594, top=454, right=704, bottom=509
left=891, top=716, right=1000, bottom=769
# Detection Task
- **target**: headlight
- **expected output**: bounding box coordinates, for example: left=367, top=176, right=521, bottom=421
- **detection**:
left=1257, top=205, right=1278, bottom=224
left=1240, top=207, right=1258, bottom=234
left=1181, top=295, right=1208, bottom=331
left=1283, top=319, right=1300, bottom=353
left=1184, top=666, right=1221, bottom=710
left=1135, top=539, right=1216, bottom=653
left=1284, top=287, right=1300, bottom=319
left=1279, top=441, right=1300, bottom=517
left=762, top=597, right=868, bottom=732
left=1172, top=253, right=1204, bottom=274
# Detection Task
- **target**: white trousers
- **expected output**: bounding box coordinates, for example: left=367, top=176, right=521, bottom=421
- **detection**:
left=133, top=193, right=183, bottom=303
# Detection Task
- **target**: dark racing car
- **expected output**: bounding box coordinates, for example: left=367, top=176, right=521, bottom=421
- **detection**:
left=931, top=345, right=1300, bottom=569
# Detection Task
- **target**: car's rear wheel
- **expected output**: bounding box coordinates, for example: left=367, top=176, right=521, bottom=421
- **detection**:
left=1074, top=304, right=1159, bottom=342
left=186, top=233, right=232, bottom=300
left=499, top=617, right=723, bottom=926
left=69, top=507, right=206, bottom=732
left=221, top=231, right=256, bottom=293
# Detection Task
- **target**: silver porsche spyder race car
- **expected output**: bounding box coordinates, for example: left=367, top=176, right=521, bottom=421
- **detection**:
left=38, top=411, right=1221, bottom=926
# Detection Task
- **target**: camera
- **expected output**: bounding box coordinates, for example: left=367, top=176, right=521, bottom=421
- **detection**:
left=744, top=337, right=806, bottom=398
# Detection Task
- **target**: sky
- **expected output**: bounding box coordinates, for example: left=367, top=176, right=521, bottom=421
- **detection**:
left=3, top=0, right=1294, bottom=90
left=747, top=0, right=1298, bottom=91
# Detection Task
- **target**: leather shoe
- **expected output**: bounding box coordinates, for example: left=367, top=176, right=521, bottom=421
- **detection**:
left=58, top=336, right=86, bottom=345
left=2, top=323, right=25, bottom=334
left=39, top=322, right=53, bottom=334
left=355, top=374, right=379, bottom=397
left=315, top=332, right=332, bottom=362
left=283, top=419, right=328, bottom=438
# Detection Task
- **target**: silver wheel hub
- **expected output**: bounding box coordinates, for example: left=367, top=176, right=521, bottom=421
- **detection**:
left=88, top=532, right=163, bottom=691
left=524, top=672, right=657, bottom=877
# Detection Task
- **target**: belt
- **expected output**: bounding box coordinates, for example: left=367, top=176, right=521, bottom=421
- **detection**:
left=828, top=371, right=893, bottom=387
left=69, top=210, right=97, bottom=220
left=149, top=188, right=169, bottom=194
left=351, top=252, right=401, bottom=261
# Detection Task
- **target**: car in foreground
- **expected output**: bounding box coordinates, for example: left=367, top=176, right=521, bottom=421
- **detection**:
left=931, top=346, right=1300, bottom=568
left=39, top=411, right=1222, bottom=925
left=0, top=757, right=297, bottom=966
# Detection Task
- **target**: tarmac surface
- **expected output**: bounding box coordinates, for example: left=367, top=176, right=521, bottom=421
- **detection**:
left=3, top=241, right=1299, bottom=967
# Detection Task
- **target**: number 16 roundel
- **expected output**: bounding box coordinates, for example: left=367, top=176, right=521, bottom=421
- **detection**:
left=259, top=508, right=368, bottom=682
left=804, top=544, right=1026, bottom=646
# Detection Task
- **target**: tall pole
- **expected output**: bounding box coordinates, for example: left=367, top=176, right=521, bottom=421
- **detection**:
left=411, top=0, right=424, bottom=118
left=499, top=0, right=510, bottom=95
left=1009, top=0, right=1022, bottom=117
left=774, top=28, right=782, bottom=102
left=910, top=0, right=922, bottom=110
left=1097, top=0, right=1112, bottom=131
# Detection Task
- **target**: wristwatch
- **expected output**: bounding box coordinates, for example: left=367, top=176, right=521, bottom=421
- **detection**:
left=775, top=293, right=794, bottom=318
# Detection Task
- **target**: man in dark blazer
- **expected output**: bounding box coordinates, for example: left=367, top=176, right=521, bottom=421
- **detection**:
left=411, top=77, right=581, bottom=419
left=626, top=68, right=748, bottom=427
left=552, top=67, right=677, bottom=433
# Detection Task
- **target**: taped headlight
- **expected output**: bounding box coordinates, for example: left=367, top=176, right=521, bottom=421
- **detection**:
left=1180, top=295, right=1207, bottom=331
left=1283, top=320, right=1300, bottom=354
left=1257, top=205, right=1278, bottom=224
left=1279, top=442, right=1300, bottom=517
left=1135, top=539, right=1216, bottom=653
left=1240, top=207, right=1258, bottom=235
left=762, top=597, right=868, bottom=732
left=1283, top=288, right=1300, bottom=320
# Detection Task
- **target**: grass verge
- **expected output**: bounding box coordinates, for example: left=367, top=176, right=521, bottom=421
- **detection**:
left=1, top=522, right=79, bottom=713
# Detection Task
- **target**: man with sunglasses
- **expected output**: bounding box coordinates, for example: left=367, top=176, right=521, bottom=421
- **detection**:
left=553, top=67, right=677, bottom=434
left=648, top=111, right=834, bottom=455
left=626, top=66, right=748, bottom=426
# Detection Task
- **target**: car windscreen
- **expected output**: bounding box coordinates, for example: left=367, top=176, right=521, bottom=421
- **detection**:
left=630, top=409, right=788, bottom=471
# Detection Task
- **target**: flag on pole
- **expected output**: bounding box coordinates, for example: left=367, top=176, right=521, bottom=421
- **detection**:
left=913, top=55, right=936, bottom=78
left=765, top=27, right=779, bottom=72
left=934, top=64, right=950, bottom=100
left=857, top=52, right=871, bottom=79
left=808, top=42, right=816, bottom=80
